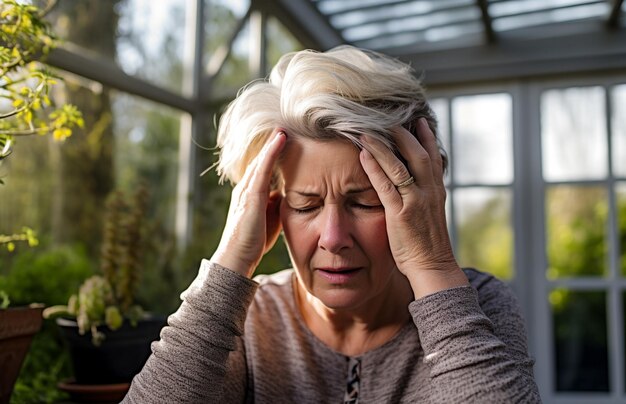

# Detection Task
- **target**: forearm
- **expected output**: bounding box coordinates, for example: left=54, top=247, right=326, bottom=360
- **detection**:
left=404, top=263, right=469, bottom=300
left=122, top=261, right=257, bottom=403
left=411, top=286, right=541, bottom=403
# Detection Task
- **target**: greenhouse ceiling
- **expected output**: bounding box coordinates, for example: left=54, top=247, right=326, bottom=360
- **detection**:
left=262, top=0, right=626, bottom=85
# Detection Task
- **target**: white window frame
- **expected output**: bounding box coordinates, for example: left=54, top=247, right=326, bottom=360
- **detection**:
left=431, top=73, right=626, bottom=403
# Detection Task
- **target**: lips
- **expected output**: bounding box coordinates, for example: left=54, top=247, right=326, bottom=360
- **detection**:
left=317, top=267, right=360, bottom=273
left=315, top=267, right=362, bottom=284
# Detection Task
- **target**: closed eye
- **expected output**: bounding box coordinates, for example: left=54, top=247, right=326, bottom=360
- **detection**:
left=292, top=206, right=320, bottom=214
left=352, top=203, right=383, bottom=211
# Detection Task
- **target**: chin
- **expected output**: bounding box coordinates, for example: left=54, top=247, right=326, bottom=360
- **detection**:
left=314, top=288, right=368, bottom=311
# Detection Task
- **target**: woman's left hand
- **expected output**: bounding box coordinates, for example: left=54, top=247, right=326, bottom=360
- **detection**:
left=359, top=118, right=468, bottom=299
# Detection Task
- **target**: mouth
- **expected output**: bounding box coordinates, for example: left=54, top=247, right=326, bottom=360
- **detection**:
left=315, top=267, right=362, bottom=283
left=317, top=267, right=360, bottom=274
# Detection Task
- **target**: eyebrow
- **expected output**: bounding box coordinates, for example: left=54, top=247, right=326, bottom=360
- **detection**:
left=286, top=186, right=375, bottom=197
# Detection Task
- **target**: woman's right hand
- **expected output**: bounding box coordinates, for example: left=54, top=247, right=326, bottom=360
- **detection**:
left=211, top=131, right=287, bottom=278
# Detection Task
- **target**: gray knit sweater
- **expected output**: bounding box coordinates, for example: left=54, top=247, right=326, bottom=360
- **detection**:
left=122, top=260, right=541, bottom=403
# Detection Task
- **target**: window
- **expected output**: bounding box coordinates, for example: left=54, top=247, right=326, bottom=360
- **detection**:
left=432, top=92, right=515, bottom=281
left=431, top=77, right=626, bottom=402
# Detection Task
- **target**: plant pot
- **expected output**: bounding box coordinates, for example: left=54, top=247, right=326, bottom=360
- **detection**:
left=0, top=305, right=44, bottom=404
left=56, top=316, right=166, bottom=385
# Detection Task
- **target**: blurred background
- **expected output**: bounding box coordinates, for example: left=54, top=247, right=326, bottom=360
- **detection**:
left=0, top=0, right=625, bottom=402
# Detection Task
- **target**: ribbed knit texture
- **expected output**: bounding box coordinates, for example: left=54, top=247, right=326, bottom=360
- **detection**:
left=123, top=262, right=541, bottom=403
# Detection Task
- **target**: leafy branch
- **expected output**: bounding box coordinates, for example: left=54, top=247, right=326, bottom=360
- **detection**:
left=0, top=226, right=38, bottom=251
left=0, top=0, right=83, bottom=159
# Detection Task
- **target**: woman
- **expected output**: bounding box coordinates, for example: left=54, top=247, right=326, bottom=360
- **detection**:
left=123, top=46, right=540, bottom=403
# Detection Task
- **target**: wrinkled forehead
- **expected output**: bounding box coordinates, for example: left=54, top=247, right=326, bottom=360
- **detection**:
left=272, top=136, right=366, bottom=191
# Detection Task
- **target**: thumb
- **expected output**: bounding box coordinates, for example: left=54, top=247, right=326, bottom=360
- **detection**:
left=265, top=191, right=283, bottom=252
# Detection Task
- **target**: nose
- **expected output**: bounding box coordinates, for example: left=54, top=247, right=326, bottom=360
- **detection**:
left=318, top=205, right=353, bottom=253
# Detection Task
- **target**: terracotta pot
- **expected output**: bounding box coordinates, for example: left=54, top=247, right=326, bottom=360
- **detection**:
left=57, top=316, right=165, bottom=385
left=0, top=305, right=44, bottom=404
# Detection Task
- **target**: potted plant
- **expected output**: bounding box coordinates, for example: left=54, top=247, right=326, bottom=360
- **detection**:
left=43, top=187, right=165, bottom=400
left=0, top=1, right=83, bottom=402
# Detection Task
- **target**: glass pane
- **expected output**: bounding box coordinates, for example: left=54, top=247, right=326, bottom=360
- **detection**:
left=551, top=289, right=609, bottom=392
left=111, top=92, right=182, bottom=232
left=612, top=84, right=626, bottom=177
left=0, top=75, right=181, bottom=266
left=546, top=185, right=608, bottom=278
left=430, top=98, right=451, bottom=184
left=212, top=19, right=254, bottom=97
left=451, top=93, right=513, bottom=184
left=618, top=182, right=626, bottom=277
left=541, top=86, right=607, bottom=181
left=205, top=0, right=251, bottom=57
left=454, top=187, right=513, bottom=280
left=49, top=0, right=187, bottom=94
left=266, top=17, right=303, bottom=68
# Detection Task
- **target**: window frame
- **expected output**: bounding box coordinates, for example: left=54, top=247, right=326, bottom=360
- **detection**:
left=431, top=73, right=626, bottom=402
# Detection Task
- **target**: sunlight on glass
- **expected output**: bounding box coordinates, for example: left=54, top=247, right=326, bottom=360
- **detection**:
left=545, top=185, right=608, bottom=278
left=452, top=93, right=513, bottom=185
left=493, top=3, right=609, bottom=31
left=612, top=85, right=626, bottom=177
left=112, top=92, right=181, bottom=232
left=117, top=0, right=186, bottom=93
left=541, top=86, right=607, bottom=181
left=343, top=6, right=479, bottom=42
left=211, top=19, right=254, bottom=96
left=204, top=0, right=251, bottom=65
left=551, top=289, right=609, bottom=392
left=453, top=187, right=513, bottom=279
left=266, top=17, right=303, bottom=68
left=617, top=183, right=626, bottom=277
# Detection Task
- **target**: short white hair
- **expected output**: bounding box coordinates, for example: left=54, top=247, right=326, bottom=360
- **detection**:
left=216, top=45, right=445, bottom=185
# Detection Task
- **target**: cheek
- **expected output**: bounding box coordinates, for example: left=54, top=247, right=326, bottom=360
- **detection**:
left=280, top=207, right=314, bottom=258
left=359, top=214, right=389, bottom=249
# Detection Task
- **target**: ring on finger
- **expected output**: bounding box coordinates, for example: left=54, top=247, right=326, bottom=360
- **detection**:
left=395, top=176, right=415, bottom=189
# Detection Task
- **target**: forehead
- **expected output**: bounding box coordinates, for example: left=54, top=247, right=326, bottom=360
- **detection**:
left=278, top=137, right=369, bottom=187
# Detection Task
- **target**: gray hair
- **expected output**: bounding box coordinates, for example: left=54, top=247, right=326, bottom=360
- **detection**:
left=216, top=45, right=445, bottom=185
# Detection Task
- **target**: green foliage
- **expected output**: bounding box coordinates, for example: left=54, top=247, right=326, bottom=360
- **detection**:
left=43, top=188, right=148, bottom=345
left=0, top=244, right=94, bottom=306
left=546, top=186, right=608, bottom=279
left=0, top=226, right=38, bottom=251
left=0, top=0, right=83, bottom=151
left=0, top=289, right=8, bottom=308
left=10, top=322, right=71, bottom=404
left=1, top=244, right=94, bottom=403
left=456, top=192, right=512, bottom=280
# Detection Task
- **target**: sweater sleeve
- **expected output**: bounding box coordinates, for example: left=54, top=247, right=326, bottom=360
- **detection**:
left=122, top=260, right=258, bottom=403
left=409, top=274, right=541, bottom=404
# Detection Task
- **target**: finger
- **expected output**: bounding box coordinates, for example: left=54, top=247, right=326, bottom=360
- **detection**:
left=414, top=118, right=444, bottom=184
left=361, top=135, right=413, bottom=191
left=247, top=132, right=287, bottom=194
left=265, top=191, right=283, bottom=253
left=359, top=148, right=403, bottom=212
left=390, top=122, right=435, bottom=187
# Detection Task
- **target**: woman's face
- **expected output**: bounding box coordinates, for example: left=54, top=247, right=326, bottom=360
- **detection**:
left=279, top=138, right=401, bottom=311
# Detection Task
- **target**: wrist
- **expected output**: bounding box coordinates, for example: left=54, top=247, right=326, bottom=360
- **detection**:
left=405, top=265, right=469, bottom=300
left=210, top=250, right=256, bottom=278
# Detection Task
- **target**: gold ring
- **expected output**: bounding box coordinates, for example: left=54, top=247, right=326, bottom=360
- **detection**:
left=395, top=176, right=415, bottom=189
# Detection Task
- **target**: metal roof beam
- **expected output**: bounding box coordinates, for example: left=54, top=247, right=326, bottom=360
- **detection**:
left=395, top=20, right=626, bottom=86
left=206, top=6, right=252, bottom=78
left=476, top=0, right=496, bottom=43
left=253, top=0, right=344, bottom=50
left=608, top=0, right=624, bottom=28
left=332, top=4, right=478, bottom=31
left=46, top=46, right=196, bottom=113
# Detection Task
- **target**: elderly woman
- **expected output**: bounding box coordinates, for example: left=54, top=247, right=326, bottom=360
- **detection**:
left=123, top=46, right=540, bottom=403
